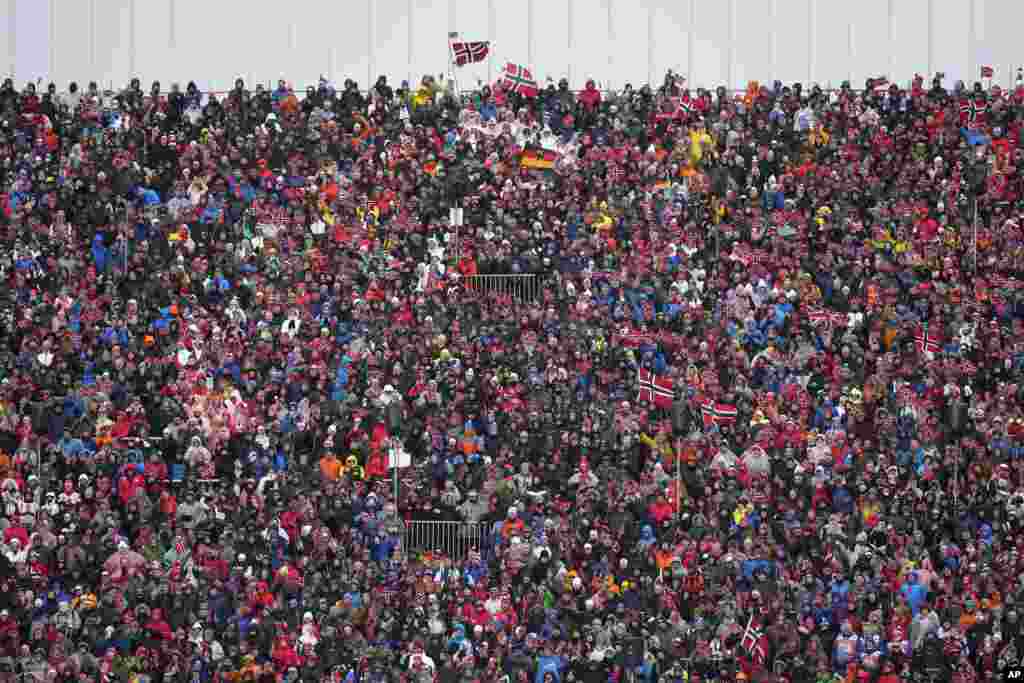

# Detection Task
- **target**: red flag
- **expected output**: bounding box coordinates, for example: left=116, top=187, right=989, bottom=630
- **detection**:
left=502, top=63, right=539, bottom=97
left=981, top=65, right=995, bottom=79
left=451, top=41, right=490, bottom=66
left=739, top=615, right=769, bottom=671
left=915, top=322, right=941, bottom=356
left=959, top=98, right=988, bottom=128
left=638, top=369, right=674, bottom=408
left=701, top=401, right=737, bottom=428
left=371, top=423, right=390, bottom=450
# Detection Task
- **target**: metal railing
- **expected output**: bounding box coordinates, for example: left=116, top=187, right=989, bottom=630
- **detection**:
left=400, top=520, right=489, bottom=563
left=464, top=274, right=540, bottom=303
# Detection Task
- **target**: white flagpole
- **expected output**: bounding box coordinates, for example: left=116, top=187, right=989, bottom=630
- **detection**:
left=447, top=33, right=462, bottom=99
left=740, top=613, right=755, bottom=653
left=488, top=41, right=496, bottom=88
left=393, top=443, right=399, bottom=514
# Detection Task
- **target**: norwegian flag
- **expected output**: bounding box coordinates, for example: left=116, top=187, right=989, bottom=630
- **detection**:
left=502, top=63, right=539, bottom=97
left=740, top=614, right=768, bottom=667
left=915, top=322, right=942, bottom=357
left=451, top=41, right=490, bottom=66
left=701, top=401, right=737, bottom=428
left=638, top=369, right=675, bottom=408
left=960, top=98, right=988, bottom=127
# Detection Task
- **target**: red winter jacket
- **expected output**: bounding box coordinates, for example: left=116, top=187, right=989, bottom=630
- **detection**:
left=578, top=82, right=602, bottom=111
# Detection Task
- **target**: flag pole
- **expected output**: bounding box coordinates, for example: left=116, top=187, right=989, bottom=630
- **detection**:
left=447, top=33, right=462, bottom=99
left=392, top=439, right=399, bottom=518
left=488, top=40, right=495, bottom=88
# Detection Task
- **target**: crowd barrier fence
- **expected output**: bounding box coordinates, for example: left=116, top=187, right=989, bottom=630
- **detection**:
left=400, top=520, right=489, bottom=562
left=463, top=274, right=539, bottom=303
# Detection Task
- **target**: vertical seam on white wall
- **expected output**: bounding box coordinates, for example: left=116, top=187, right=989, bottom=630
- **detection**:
left=168, top=0, right=176, bottom=49
left=807, top=0, right=816, bottom=85
left=89, top=0, right=97, bottom=81
left=647, top=4, right=654, bottom=87
left=606, top=0, right=613, bottom=91
left=770, top=0, right=778, bottom=85
left=407, top=0, right=414, bottom=88
left=487, top=0, right=495, bottom=85
left=926, top=0, right=934, bottom=79
left=847, top=15, right=854, bottom=86
left=727, top=0, right=735, bottom=89
left=687, top=0, right=694, bottom=87
left=968, top=0, right=976, bottom=85
left=527, top=0, right=534, bottom=68
left=887, top=0, right=894, bottom=79
left=567, top=0, right=573, bottom=88
left=49, top=0, right=56, bottom=84
left=447, top=0, right=456, bottom=87
left=368, top=0, right=375, bottom=89
left=7, top=0, right=14, bottom=80
left=129, top=0, right=137, bottom=79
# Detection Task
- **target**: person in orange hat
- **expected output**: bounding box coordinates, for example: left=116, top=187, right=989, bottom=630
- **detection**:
left=319, top=452, right=342, bottom=482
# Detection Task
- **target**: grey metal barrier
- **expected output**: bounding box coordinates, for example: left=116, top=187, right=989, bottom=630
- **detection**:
left=464, top=274, right=539, bottom=304
left=400, top=520, right=489, bottom=563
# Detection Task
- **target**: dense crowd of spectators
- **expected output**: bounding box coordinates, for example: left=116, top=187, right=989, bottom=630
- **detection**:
left=0, top=66, right=1022, bottom=683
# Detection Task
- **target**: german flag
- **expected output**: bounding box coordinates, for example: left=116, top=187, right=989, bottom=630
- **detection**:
left=520, top=149, right=558, bottom=170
